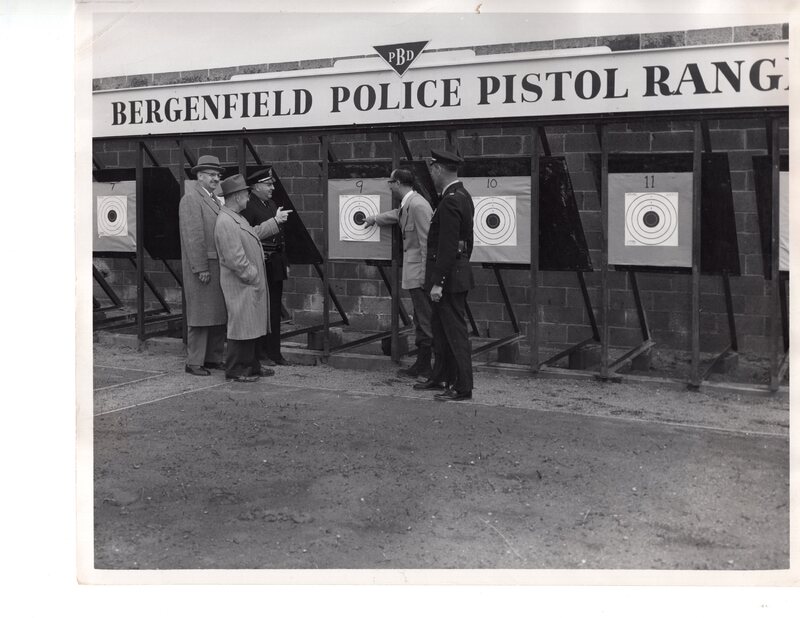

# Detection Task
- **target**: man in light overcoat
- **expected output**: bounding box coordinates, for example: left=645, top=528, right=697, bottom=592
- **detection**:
left=214, top=174, right=290, bottom=381
left=179, top=155, right=228, bottom=376
left=365, top=168, right=434, bottom=378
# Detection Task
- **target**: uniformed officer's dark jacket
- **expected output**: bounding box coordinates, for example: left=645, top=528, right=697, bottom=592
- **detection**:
left=424, top=181, right=475, bottom=294
left=241, top=194, right=288, bottom=281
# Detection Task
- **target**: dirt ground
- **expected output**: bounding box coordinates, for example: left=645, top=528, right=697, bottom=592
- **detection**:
left=91, top=339, right=789, bottom=575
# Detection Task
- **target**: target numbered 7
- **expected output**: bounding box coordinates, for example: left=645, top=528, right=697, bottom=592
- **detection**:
left=624, top=192, right=679, bottom=247
left=339, top=194, right=381, bottom=242
left=473, top=195, right=517, bottom=246
left=97, top=195, right=129, bottom=237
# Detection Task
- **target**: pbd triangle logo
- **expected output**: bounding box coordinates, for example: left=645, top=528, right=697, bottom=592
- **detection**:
left=373, top=41, right=429, bottom=76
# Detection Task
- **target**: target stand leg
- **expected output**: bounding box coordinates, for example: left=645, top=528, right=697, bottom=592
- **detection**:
left=630, top=348, right=652, bottom=371
left=705, top=348, right=739, bottom=377
left=308, top=327, right=343, bottom=351
left=496, top=341, right=520, bottom=364
left=380, top=333, right=410, bottom=357
left=568, top=345, right=602, bottom=370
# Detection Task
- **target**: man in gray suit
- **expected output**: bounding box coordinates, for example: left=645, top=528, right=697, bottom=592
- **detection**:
left=179, top=155, right=227, bottom=376
left=365, top=168, right=434, bottom=378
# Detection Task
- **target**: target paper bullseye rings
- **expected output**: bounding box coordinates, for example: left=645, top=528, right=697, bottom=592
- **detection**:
left=97, top=195, right=129, bottom=237
left=339, top=194, right=381, bottom=242
left=473, top=196, right=517, bottom=246
left=624, top=192, right=679, bottom=246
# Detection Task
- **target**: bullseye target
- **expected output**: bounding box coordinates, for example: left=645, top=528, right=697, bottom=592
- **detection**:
left=624, top=192, right=679, bottom=246
left=608, top=172, right=692, bottom=267
left=473, top=196, right=517, bottom=247
left=461, top=176, right=530, bottom=264
left=339, top=194, right=380, bottom=242
left=97, top=195, right=129, bottom=237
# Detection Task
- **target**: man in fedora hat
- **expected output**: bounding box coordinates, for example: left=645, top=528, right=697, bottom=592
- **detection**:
left=179, top=154, right=228, bottom=376
left=214, top=174, right=290, bottom=381
left=413, top=149, right=475, bottom=401
left=242, top=167, right=292, bottom=366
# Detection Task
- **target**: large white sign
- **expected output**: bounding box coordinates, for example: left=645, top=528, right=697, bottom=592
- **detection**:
left=94, top=41, right=789, bottom=138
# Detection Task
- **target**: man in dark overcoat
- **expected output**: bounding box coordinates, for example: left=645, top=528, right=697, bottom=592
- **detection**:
left=179, top=155, right=228, bottom=376
left=413, top=150, right=475, bottom=401
left=241, top=167, right=292, bottom=366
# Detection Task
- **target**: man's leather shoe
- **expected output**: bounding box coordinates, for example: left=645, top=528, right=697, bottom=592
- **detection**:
left=203, top=362, right=224, bottom=370
left=185, top=365, right=210, bottom=376
left=260, top=357, right=277, bottom=367
left=258, top=366, right=275, bottom=377
left=434, top=389, right=472, bottom=401
left=413, top=379, right=446, bottom=391
left=272, top=357, right=292, bottom=366
left=226, top=374, right=259, bottom=383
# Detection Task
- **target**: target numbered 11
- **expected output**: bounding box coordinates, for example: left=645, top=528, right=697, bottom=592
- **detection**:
left=97, top=195, right=129, bottom=237
left=473, top=195, right=517, bottom=246
left=624, top=192, right=679, bottom=247
left=608, top=171, right=692, bottom=267
left=339, top=194, right=381, bottom=242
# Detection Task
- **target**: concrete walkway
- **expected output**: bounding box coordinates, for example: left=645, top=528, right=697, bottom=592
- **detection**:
left=93, top=333, right=788, bottom=437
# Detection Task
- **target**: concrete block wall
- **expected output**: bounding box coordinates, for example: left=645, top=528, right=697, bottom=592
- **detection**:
left=92, top=23, right=789, bottom=356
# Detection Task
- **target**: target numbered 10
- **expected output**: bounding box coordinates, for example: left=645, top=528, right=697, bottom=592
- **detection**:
left=473, top=195, right=517, bottom=246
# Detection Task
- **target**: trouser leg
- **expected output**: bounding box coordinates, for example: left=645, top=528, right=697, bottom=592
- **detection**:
left=265, top=276, right=284, bottom=360
left=429, top=301, right=455, bottom=386
left=409, top=287, right=433, bottom=352
left=437, top=291, right=473, bottom=393
left=186, top=325, right=209, bottom=367
left=257, top=271, right=284, bottom=361
left=246, top=339, right=262, bottom=376
left=206, top=324, right=226, bottom=364
left=225, top=339, right=258, bottom=378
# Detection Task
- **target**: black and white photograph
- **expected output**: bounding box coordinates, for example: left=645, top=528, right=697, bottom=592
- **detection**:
left=7, top=0, right=800, bottom=614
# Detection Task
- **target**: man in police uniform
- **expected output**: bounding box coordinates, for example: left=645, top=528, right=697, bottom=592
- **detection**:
left=414, top=149, right=475, bottom=401
left=242, top=167, right=292, bottom=366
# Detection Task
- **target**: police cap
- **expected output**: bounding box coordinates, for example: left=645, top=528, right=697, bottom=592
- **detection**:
left=430, top=149, right=464, bottom=167
left=246, top=167, right=275, bottom=186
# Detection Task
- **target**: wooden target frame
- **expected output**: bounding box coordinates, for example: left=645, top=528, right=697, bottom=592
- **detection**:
left=753, top=154, right=790, bottom=278
left=753, top=153, right=790, bottom=361
left=92, top=109, right=786, bottom=391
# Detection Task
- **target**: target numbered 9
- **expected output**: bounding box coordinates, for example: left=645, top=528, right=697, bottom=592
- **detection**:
left=97, top=195, right=129, bottom=237
left=473, top=196, right=517, bottom=246
left=624, top=192, right=679, bottom=247
left=339, top=194, right=380, bottom=242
